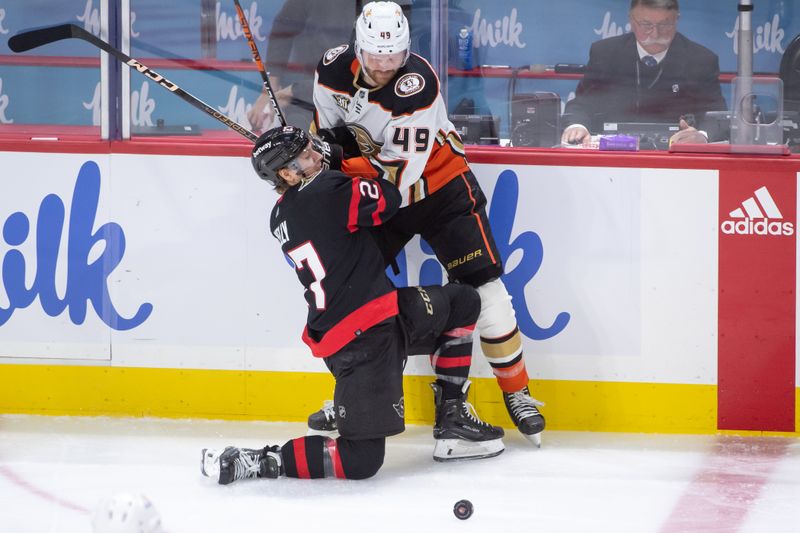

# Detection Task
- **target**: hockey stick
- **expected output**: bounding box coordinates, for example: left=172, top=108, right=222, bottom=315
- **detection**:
left=8, top=23, right=259, bottom=142
left=232, top=0, right=287, bottom=126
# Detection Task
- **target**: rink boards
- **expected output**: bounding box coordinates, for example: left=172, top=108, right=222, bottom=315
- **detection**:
left=0, top=144, right=797, bottom=435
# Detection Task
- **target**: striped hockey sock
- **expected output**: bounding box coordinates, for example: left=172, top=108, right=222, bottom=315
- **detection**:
left=280, top=436, right=385, bottom=480
left=431, top=324, right=474, bottom=399
left=481, top=326, right=530, bottom=393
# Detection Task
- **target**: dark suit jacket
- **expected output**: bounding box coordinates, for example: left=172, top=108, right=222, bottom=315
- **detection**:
left=563, top=32, right=727, bottom=134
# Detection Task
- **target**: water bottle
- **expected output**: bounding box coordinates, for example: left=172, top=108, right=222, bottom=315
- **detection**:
left=457, top=26, right=473, bottom=71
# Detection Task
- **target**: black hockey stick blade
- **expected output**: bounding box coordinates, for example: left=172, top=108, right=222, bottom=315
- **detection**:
left=8, top=23, right=76, bottom=53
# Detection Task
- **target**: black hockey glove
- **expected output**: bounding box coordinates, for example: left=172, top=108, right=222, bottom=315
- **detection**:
left=318, top=139, right=343, bottom=171
left=317, top=126, right=361, bottom=158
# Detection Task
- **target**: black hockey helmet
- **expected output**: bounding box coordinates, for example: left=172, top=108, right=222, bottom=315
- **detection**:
left=251, top=126, right=309, bottom=186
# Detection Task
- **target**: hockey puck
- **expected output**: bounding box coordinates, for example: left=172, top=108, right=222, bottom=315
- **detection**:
left=453, top=499, right=473, bottom=520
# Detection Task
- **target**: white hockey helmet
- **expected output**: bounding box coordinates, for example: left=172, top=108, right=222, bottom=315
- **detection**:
left=354, top=1, right=410, bottom=65
left=91, top=493, right=163, bottom=533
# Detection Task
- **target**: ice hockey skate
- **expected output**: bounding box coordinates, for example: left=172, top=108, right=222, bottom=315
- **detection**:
left=201, top=446, right=281, bottom=485
left=431, top=380, right=505, bottom=462
left=503, top=386, right=546, bottom=447
left=307, top=399, right=339, bottom=436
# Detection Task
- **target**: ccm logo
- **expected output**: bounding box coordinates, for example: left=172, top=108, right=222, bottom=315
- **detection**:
left=126, top=59, right=178, bottom=92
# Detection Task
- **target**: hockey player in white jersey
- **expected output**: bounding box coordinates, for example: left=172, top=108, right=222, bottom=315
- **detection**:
left=307, top=1, right=546, bottom=445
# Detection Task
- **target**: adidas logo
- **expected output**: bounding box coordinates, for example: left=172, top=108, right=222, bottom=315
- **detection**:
left=720, top=186, right=795, bottom=237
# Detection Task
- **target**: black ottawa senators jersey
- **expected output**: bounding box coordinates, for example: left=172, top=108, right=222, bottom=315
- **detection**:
left=269, top=169, right=401, bottom=357
left=312, top=45, right=469, bottom=207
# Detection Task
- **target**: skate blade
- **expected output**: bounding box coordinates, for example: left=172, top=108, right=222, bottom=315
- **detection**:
left=200, top=448, right=221, bottom=478
left=432, top=438, right=505, bottom=462
left=521, top=431, right=542, bottom=448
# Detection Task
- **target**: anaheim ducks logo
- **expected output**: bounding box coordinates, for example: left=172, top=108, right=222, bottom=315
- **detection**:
left=347, top=123, right=382, bottom=156
left=323, top=44, right=349, bottom=65
left=395, top=73, right=425, bottom=97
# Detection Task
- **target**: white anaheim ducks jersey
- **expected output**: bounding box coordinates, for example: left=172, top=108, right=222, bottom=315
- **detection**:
left=312, top=44, right=469, bottom=207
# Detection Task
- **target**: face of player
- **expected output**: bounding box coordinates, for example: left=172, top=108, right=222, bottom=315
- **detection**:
left=360, top=50, right=406, bottom=87
left=278, top=141, right=323, bottom=185
left=629, top=5, right=678, bottom=55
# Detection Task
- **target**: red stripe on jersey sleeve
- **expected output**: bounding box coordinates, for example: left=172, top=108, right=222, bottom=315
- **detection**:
left=346, top=178, right=360, bottom=233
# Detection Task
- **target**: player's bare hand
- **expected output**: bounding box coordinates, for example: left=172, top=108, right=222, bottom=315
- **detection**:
left=247, top=91, right=274, bottom=132
left=247, top=81, right=293, bottom=132
left=561, top=124, right=590, bottom=145
left=275, top=85, right=293, bottom=109
left=669, top=119, right=707, bottom=145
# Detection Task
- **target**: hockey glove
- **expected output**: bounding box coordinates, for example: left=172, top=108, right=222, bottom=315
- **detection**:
left=317, top=126, right=361, bottom=158
left=318, top=139, right=343, bottom=171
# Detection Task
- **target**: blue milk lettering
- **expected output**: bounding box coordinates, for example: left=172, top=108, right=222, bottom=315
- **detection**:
left=35, top=193, right=68, bottom=317
left=1, top=202, right=68, bottom=323
left=381, top=169, right=570, bottom=341
left=489, top=169, right=570, bottom=340
left=385, top=248, right=408, bottom=287
left=1, top=212, right=37, bottom=323
left=384, top=240, right=443, bottom=287
left=0, top=161, right=153, bottom=330
left=419, top=238, right=444, bottom=286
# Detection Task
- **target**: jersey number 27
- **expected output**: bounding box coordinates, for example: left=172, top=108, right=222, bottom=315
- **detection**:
left=287, top=242, right=326, bottom=310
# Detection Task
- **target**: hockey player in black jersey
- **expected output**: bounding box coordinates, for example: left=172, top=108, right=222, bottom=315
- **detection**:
left=308, top=1, right=546, bottom=446
left=201, top=126, right=503, bottom=484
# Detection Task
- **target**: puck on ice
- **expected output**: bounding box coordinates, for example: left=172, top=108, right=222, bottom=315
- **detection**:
left=453, top=499, right=473, bottom=520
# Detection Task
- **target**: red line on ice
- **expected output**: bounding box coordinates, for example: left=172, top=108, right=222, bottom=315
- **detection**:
left=659, top=437, right=789, bottom=533
left=0, top=464, right=90, bottom=514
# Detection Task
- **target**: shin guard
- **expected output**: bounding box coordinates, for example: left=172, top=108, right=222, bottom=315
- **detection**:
left=476, top=279, right=529, bottom=392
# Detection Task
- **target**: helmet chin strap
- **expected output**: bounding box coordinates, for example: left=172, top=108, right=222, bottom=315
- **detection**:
left=298, top=161, right=325, bottom=182
left=360, top=66, right=380, bottom=87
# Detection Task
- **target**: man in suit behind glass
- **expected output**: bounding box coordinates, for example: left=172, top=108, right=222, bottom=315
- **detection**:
left=561, top=0, right=727, bottom=145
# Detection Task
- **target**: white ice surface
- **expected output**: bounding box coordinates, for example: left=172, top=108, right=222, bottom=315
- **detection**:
left=1, top=415, right=798, bottom=533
